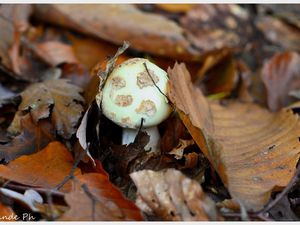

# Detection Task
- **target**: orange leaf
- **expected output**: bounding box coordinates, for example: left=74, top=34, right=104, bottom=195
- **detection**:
left=0, top=203, right=16, bottom=221
left=0, top=141, right=81, bottom=192
left=156, top=4, right=195, bottom=13
left=60, top=173, right=143, bottom=221
left=168, top=63, right=300, bottom=211
left=0, top=114, right=55, bottom=162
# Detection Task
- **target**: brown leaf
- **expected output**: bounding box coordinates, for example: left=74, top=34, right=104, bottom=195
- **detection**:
left=0, top=5, right=32, bottom=71
left=0, top=114, right=55, bottom=162
left=130, top=169, right=221, bottom=221
left=0, top=141, right=81, bottom=192
left=168, top=63, right=300, bottom=211
left=10, top=79, right=84, bottom=139
left=33, top=4, right=200, bottom=61
left=256, top=16, right=300, bottom=51
left=261, top=51, right=300, bottom=111
left=33, top=41, right=78, bottom=67
left=0, top=203, right=16, bottom=221
left=60, top=173, right=143, bottom=221
left=180, top=4, right=252, bottom=52
left=67, top=33, right=129, bottom=71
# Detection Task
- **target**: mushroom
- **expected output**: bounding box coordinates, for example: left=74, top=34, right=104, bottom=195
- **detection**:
left=101, top=58, right=172, bottom=152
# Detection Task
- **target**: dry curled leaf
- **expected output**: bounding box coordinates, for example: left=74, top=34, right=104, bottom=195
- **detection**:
left=130, top=169, right=220, bottom=221
left=33, top=4, right=200, bottom=61
left=10, top=79, right=84, bottom=139
left=0, top=113, right=55, bottom=162
left=261, top=51, right=300, bottom=112
left=168, top=63, right=300, bottom=211
left=60, top=173, right=143, bottom=221
left=0, top=141, right=81, bottom=192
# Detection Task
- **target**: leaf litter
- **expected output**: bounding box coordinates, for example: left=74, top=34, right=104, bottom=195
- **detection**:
left=0, top=3, right=300, bottom=222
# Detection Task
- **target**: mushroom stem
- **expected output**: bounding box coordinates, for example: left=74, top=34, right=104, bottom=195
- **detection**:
left=122, top=126, right=160, bottom=152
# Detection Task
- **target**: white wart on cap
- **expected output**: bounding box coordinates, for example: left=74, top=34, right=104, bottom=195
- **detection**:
left=101, top=58, right=172, bottom=129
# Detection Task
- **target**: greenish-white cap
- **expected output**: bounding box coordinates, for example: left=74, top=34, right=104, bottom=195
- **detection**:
left=101, top=58, right=172, bottom=129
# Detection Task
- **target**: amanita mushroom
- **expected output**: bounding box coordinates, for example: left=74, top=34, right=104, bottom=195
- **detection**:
left=101, top=58, right=172, bottom=151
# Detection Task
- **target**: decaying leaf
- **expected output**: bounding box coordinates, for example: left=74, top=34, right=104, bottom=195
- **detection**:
left=0, top=141, right=81, bottom=192
left=130, top=169, right=221, bottom=221
left=10, top=79, right=84, bottom=139
left=168, top=139, right=195, bottom=160
left=256, top=16, right=300, bottom=51
left=60, top=173, right=143, bottom=221
left=168, top=63, right=300, bottom=211
left=261, top=51, right=300, bottom=111
left=0, top=114, right=55, bottom=162
left=33, top=4, right=200, bottom=61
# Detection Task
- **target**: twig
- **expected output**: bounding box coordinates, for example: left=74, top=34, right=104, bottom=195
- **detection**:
left=81, top=183, right=97, bottom=221
left=54, top=147, right=88, bottom=191
left=143, top=62, right=171, bottom=102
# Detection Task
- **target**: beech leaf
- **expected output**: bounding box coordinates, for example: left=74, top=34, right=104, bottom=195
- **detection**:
left=10, top=79, right=84, bottom=139
left=130, top=169, right=221, bottom=221
left=0, top=141, right=81, bottom=192
left=168, top=63, right=300, bottom=211
left=60, top=173, right=144, bottom=221
left=0, top=114, right=55, bottom=162
left=33, top=4, right=200, bottom=61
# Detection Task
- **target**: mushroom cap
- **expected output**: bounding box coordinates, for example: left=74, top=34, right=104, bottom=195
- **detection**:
left=101, top=58, right=172, bottom=129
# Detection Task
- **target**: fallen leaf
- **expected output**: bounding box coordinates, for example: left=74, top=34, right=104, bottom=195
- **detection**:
left=0, top=114, right=55, bottom=162
left=201, top=54, right=237, bottom=96
left=33, top=41, right=78, bottom=67
left=0, top=141, right=81, bottom=192
left=130, top=169, right=221, bottom=221
left=66, top=33, right=129, bottom=71
left=60, top=173, right=143, bottom=221
left=261, top=51, right=300, bottom=111
left=168, top=63, right=300, bottom=211
left=256, top=16, right=300, bottom=51
left=180, top=4, right=252, bottom=52
left=33, top=4, right=200, bottom=61
left=10, top=79, right=84, bottom=139
left=0, top=5, right=32, bottom=71
left=0, top=203, right=16, bottom=221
